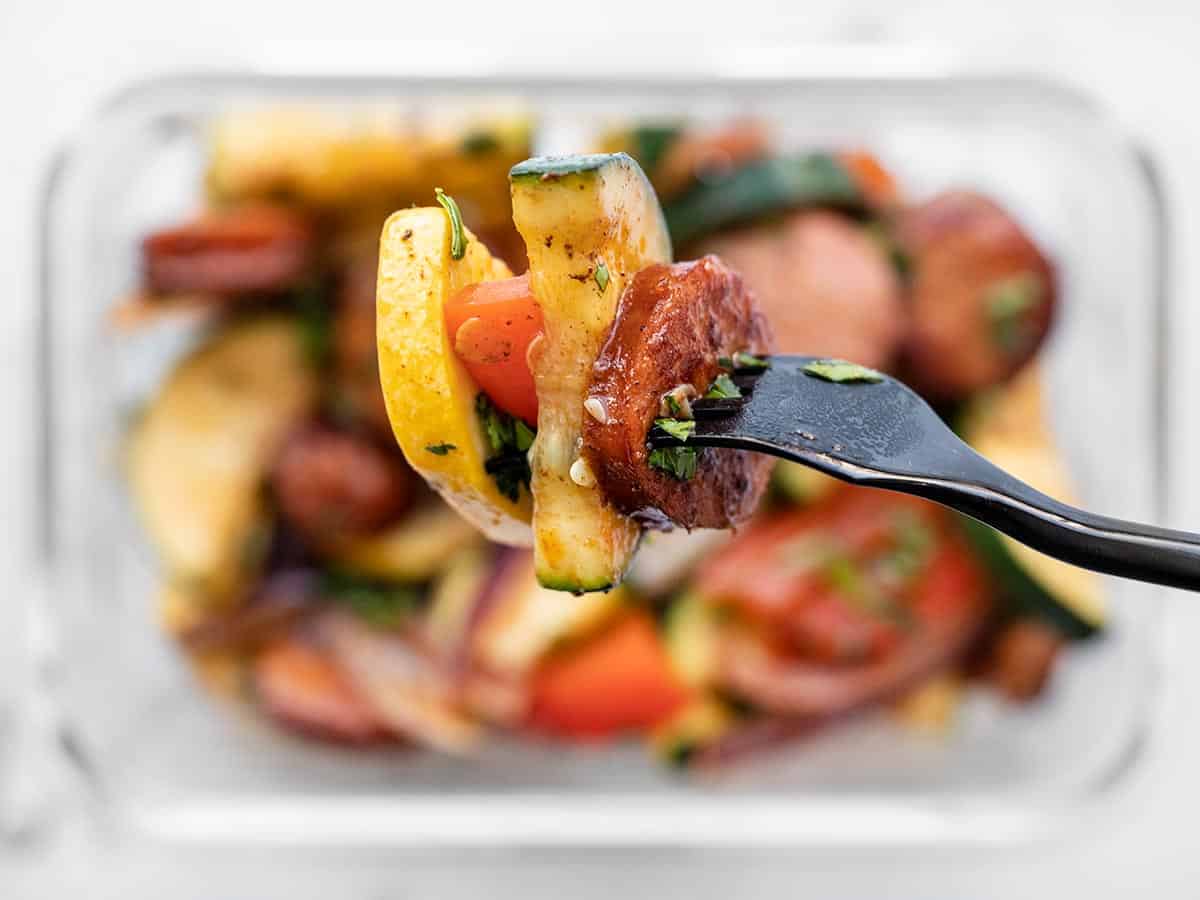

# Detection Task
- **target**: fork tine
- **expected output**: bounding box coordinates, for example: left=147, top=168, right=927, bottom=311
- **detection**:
left=688, top=397, right=747, bottom=420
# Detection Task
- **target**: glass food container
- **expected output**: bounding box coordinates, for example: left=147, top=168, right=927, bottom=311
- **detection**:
left=28, top=68, right=1165, bottom=846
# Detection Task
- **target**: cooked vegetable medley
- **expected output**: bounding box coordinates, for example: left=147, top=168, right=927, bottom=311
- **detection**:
left=121, top=108, right=1098, bottom=768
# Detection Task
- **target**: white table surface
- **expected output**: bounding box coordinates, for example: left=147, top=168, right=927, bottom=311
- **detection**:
left=3, top=1, right=1200, bottom=896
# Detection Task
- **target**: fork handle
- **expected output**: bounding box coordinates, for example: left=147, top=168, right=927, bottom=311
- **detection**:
left=763, top=431, right=1200, bottom=593
left=884, top=454, right=1200, bottom=592
left=697, top=431, right=1200, bottom=592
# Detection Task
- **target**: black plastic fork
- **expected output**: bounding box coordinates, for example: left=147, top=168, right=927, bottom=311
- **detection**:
left=648, top=355, right=1200, bottom=592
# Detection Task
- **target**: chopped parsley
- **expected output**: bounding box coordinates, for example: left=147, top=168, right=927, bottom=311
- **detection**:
left=887, top=511, right=934, bottom=581
left=732, top=351, right=770, bottom=371
left=648, top=446, right=699, bottom=481
left=292, top=279, right=333, bottom=368
left=322, top=571, right=420, bottom=629
left=660, top=385, right=696, bottom=419
left=594, top=260, right=610, bottom=293
left=823, top=555, right=909, bottom=626
left=485, top=453, right=533, bottom=503
left=704, top=373, right=742, bottom=399
left=802, top=359, right=884, bottom=384
left=986, top=272, right=1042, bottom=352
left=434, top=187, right=467, bottom=260
left=654, top=417, right=696, bottom=442
left=475, top=393, right=533, bottom=502
left=425, top=442, right=457, bottom=456
left=629, top=124, right=683, bottom=172
left=459, top=130, right=501, bottom=156
left=514, top=419, right=536, bottom=452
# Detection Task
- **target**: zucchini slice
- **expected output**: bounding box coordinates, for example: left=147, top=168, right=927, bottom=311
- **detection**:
left=771, top=460, right=840, bottom=507
left=208, top=107, right=532, bottom=221
left=961, top=368, right=1105, bottom=638
left=596, top=123, right=684, bottom=178
left=472, top=553, right=625, bottom=675
left=326, top=501, right=484, bottom=583
left=510, top=153, right=672, bottom=591
left=663, top=592, right=723, bottom=690
left=649, top=697, right=735, bottom=768
left=128, top=317, right=317, bottom=599
left=663, top=153, right=863, bottom=247
left=376, top=207, right=534, bottom=546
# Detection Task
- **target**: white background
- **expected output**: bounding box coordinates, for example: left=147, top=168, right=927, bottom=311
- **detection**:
left=3, top=1, right=1200, bottom=896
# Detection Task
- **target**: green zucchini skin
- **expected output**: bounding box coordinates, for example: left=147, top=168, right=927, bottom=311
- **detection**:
left=627, top=124, right=684, bottom=173
left=510, top=151, right=671, bottom=592
left=510, top=153, right=624, bottom=180
left=663, top=153, right=865, bottom=246
left=959, top=516, right=1101, bottom=640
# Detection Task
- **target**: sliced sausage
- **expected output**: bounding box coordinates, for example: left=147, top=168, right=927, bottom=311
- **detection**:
left=697, top=210, right=905, bottom=370
left=142, top=205, right=315, bottom=297
left=984, top=618, right=1064, bottom=701
left=898, top=190, right=1056, bottom=400
left=698, top=488, right=975, bottom=664
left=271, top=426, right=413, bottom=542
left=715, top=533, right=991, bottom=717
left=583, top=256, right=774, bottom=530
left=255, top=636, right=388, bottom=743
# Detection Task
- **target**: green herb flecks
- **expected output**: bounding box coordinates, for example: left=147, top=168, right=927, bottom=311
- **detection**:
left=629, top=124, right=683, bottom=172
left=484, top=453, right=532, bottom=503
left=649, top=446, right=699, bottom=481
left=322, top=572, right=420, bottom=630
left=660, top=385, right=696, bottom=419
left=654, top=417, right=696, bottom=442
left=823, top=555, right=910, bottom=627
left=594, top=260, right=610, bottom=293
left=705, top=373, right=742, bottom=399
left=887, top=511, right=934, bottom=582
left=434, top=187, right=468, bottom=260
left=459, top=131, right=501, bottom=156
left=514, top=419, right=536, bottom=452
left=732, top=351, right=770, bottom=371
left=292, top=279, right=333, bottom=368
left=475, top=393, right=534, bottom=502
left=425, top=442, right=457, bottom=456
left=986, top=272, right=1043, bottom=352
left=802, top=359, right=884, bottom=384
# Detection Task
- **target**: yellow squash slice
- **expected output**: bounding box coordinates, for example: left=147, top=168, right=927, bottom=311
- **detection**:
left=376, top=207, right=533, bottom=545
left=128, top=317, right=317, bottom=599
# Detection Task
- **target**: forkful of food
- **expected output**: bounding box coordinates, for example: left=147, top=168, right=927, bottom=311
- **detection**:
left=377, top=152, right=1200, bottom=594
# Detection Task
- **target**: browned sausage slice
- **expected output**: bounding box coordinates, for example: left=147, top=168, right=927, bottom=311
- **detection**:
left=271, top=426, right=413, bottom=542
left=898, top=190, right=1056, bottom=400
left=983, top=618, right=1064, bottom=701
left=582, top=255, right=774, bottom=530
left=143, top=205, right=315, bottom=296
left=698, top=210, right=905, bottom=370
